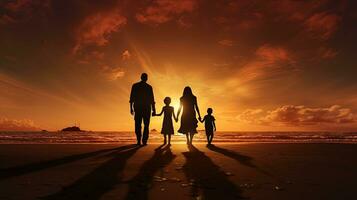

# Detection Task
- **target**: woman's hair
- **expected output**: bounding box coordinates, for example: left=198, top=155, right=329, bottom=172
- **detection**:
left=182, top=86, right=195, bottom=98
left=164, top=97, right=171, bottom=105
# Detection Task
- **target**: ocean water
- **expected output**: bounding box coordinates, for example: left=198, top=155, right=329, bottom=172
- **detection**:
left=0, top=131, right=356, bottom=144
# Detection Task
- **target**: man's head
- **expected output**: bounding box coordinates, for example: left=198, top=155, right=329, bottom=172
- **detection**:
left=141, top=73, right=148, bottom=82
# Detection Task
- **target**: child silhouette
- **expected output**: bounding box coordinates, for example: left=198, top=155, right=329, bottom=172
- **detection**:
left=155, top=97, right=177, bottom=145
left=199, top=108, right=216, bottom=145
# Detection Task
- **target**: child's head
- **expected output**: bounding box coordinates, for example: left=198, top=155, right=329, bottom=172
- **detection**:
left=207, top=108, right=213, bottom=115
left=164, top=97, right=171, bottom=105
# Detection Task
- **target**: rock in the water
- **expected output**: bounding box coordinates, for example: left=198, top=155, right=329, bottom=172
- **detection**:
left=225, top=172, right=233, bottom=176
left=181, top=183, right=189, bottom=187
left=274, top=186, right=283, bottom=191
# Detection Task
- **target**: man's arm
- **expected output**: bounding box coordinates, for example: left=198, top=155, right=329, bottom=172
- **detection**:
left=150, top=86, right=156, bottom=115
left=130, top=102, right=134, bottom=115
left=129, top=85, right=135, bottom=115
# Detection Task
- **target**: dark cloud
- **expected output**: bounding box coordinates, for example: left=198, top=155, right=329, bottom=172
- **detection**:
left=0, top=0, right=50, bottom=24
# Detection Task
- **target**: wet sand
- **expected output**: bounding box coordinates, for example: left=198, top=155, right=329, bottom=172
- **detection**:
left=0, top=143, right=356, bottom=199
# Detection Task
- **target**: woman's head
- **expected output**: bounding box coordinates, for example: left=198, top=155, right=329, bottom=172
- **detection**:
left=182, top=86, right=194, bottom=98
left=164, top=97, right=171, bottom=105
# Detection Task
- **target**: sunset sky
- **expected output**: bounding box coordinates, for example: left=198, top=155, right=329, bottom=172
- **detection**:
left=1, top=0, right=357, bottom=131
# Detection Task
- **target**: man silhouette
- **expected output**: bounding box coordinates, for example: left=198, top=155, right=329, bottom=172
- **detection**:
left=130, top=73, right=156, bottom=145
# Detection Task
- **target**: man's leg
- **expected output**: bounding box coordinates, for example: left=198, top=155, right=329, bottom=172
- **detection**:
left=134, top=113, right=143, bottom=145
left=210, top=133, right=214, bottom=144
left=142, top=109, right=151, bottom=145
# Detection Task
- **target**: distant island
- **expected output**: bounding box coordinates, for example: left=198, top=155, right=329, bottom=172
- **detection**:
left=61, top=126, right=83, bottom=132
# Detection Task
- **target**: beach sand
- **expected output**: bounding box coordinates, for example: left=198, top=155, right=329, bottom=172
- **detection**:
left=0, top=143, right=356, bottom=200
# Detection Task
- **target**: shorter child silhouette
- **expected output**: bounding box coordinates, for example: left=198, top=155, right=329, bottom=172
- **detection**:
left=199, top=108, right=216, bottom=145
left=155, top=97, right=177, bottom=145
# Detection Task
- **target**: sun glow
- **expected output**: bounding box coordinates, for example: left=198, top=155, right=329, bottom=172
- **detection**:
left=171, top=99, right=181, bottom=114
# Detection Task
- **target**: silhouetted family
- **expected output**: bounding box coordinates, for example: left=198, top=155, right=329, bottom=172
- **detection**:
left=130, top=73, right=216, bottom=145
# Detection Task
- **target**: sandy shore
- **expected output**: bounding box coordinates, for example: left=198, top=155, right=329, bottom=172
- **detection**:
left=0, top=143, right=356, bottom=200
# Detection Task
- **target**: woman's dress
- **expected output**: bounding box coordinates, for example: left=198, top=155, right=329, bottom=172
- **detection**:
left=161, top=106, right=174, bottom=135
left=178, top=96, right=198, bottom=134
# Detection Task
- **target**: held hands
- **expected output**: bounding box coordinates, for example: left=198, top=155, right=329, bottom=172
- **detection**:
left=152, top=111, right=156, bottom=116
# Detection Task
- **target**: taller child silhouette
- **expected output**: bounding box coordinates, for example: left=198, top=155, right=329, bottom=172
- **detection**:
left=130, top=73, right=156, bottom=145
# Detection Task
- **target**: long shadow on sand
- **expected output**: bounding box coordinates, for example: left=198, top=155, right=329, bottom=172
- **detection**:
left=124, top=144, right=176, bottom=200
left=0, top=145, right=136, bottom=180
left=207, top=144, right=271, bottom=176
left=182, top=144, right=244, bottom=200
left=42, top=144, right=141, bottom=200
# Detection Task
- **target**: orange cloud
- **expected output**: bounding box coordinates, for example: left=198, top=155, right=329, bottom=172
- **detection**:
left=177, top=16, right=192, bottom=28
left=4, top=0, right=32, bottom=11
left=73, top=8, right=127, bottom=53
left=304, top=12, right=340, bottom=40
left=100, top=65, right=125, bottom=81
left=318, top=47, right=338, bottom=59
left=255, top=45, right=291, bottom=63
left=218, top=39, right=234, bottom=46
left=136, top=0, right=197, bottom=25
left=238, top=105, right=356, bottom=126
left=236, top=109, right=264, bottom=123
left=268, top=0, right=326, bottom=22
left=238, top=44, right=296, bottom=82
left=75, top=50, right=105, bottom=65
left=122, top=50, right=131, bottom=61
left=0, top=118, right=39, bottom=131
left=0, top=14, right=16, bottom=24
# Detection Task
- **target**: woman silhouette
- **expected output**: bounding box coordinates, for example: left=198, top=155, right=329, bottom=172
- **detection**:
left=177, top=86, right=202, bottom=144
